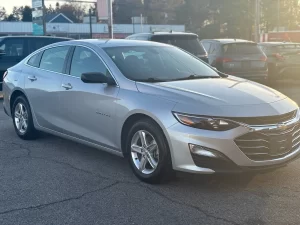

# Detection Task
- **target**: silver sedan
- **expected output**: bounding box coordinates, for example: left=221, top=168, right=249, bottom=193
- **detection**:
left=3, top=39, right=300, bottom=183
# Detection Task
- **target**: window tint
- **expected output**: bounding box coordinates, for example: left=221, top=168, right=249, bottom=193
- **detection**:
left=0, top=39, right=25, bottom=57
left=40, top=46, right=70, bottom=73
left=152, top=35, right=207, bottom=55
left=104, top=46, right=218, bottom=82
left=27, top=52, right=42, bottom=67
left=222, top=43, right=262, bottom=54
left=70, top=46, right=110, bottom=78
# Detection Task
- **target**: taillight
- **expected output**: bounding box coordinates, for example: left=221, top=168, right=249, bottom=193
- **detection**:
left=216, top=57, right=233, bottom=63
left=260, top=56, right=267, bottom=62
left=3, top=71, right=8, bottom=79
left=273, top=53, right=285, bottom=61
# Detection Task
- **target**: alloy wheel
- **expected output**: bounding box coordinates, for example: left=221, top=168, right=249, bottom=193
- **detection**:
left=130, top=130, right=159, bottom=175
left=14, top=103, right=28, bottom=134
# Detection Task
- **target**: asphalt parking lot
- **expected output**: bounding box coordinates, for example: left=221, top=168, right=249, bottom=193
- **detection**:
left=1, top=81, right=300, bottom=225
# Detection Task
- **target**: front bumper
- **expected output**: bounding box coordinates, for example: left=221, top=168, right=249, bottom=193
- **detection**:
left=166, top=120, right=300, bottom=174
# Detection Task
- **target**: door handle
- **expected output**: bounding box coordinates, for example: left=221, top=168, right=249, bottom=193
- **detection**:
left=28, top=75, right=37, bottom=81
left=62, top=83, right=73, bottom=90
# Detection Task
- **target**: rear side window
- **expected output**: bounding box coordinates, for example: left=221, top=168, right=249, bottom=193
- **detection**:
left=27, top=52, right=42, bottom=67
left=222, top=43, right=262, bottom=54
left=152, top=35, right=207, bottom=55
left=40, top=46, right=70, bottom=73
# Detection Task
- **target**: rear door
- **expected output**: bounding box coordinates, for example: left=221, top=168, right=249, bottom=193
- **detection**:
left=220, top=42, right=267, bottom=74
left=24, top=45, right=71, bottom=130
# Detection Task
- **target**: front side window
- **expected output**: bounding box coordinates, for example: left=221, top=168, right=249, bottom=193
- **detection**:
left=70, top=46, right=110, bottom=78
left=0, top=39, right=24, bottom=57
left=40, top=46, right=70, bottom=73
left=104, top=46, right=219, bottom=82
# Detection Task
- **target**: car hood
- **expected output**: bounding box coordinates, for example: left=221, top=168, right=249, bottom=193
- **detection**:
left=136, top=76, right=298, bottom=117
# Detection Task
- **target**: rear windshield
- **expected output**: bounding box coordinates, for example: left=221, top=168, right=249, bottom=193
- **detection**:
left=271, top=44, right=300, bottom=54
left=151, top=35, right=207, bottom=55
left=222, top=43, right=262, bottom=54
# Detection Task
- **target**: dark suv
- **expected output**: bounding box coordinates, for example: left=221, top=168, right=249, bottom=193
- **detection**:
left=258, top=42, right=300, bottom=82
left=0, top=36, right=71, bottom=91
left=201, top=39, right=268, bottom=82
left=126, top=32, right=209, bottom=63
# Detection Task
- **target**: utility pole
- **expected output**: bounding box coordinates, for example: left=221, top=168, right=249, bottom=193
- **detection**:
left=89, top=8, right=92, bottom=38
left=108, top=0, right=113, bottom=39
left=42, top=0, right=46, bottom=35
left=254, top=0, right=260, bottom=42
left=277, top=0, right=280, bottom=32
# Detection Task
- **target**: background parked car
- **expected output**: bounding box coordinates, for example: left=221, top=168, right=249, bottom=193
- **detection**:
left=0, top=36, right=71, bottom=91
left=126, top=32, right=209, bottom=63
left=201, top=39, right=268, bottom=82
left=258, top=42, right=300, bottom=82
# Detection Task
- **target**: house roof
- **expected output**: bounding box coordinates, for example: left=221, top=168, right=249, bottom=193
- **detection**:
left=45, top=13, right=73, bottom=23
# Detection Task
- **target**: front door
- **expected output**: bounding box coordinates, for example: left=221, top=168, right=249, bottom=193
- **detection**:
left=59, top=46, right=119, bottom=149
left=24, top=46, right=70, bottom=130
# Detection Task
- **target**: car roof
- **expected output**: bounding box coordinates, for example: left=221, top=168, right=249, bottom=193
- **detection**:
left=131, top=32, right=198, bottom=37
left=258, top=42, right=299, bottom=46
left=202, top=39, right=255, bottom=44
left=53, top=39, right=172, bottom=48
left=0, top=36, right=71, bottom=40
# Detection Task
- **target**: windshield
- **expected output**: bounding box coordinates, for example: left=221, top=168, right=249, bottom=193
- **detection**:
left=222, top=43, right=262, bottom=54
left=151, top=35, right=207, bottom=55
left=104, top=46, right=219, bottom=82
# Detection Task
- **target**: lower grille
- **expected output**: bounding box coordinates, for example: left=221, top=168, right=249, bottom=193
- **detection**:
left=235, top=123, right=300, bottom=161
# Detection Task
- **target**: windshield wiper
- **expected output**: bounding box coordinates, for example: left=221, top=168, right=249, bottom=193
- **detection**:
left=171, top=75, right=220, bottom=81
left=135, top=78, right=168, bottom=83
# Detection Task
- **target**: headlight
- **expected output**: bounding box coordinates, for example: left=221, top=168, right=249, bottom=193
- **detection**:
left=173, top=112, right=240, bottom=131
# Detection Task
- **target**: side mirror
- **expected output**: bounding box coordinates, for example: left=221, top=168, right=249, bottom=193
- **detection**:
left=81, top=72, right=116, bottom=85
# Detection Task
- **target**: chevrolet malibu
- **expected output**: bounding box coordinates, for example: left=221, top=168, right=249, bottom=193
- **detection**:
left=2, top=39, right=300, bottom=183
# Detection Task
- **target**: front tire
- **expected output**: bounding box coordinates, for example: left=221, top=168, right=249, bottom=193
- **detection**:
left=126, top=119, right=173, bottom=184
left=12, top=96, right=38, bottom=140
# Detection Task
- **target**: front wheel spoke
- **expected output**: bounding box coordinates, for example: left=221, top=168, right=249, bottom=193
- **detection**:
left=131, top=144, right=143, bottom=154
left=138, top=131, right=148, bottom=147
left=147, top=154, right=158, bottom=169
left=22, top=120, right=28, bottom=130
left=147, top=142, right=158, bottom=153
left=15, top=112, right=21, bottom=119
left=139, top=156, right=147, bottom=171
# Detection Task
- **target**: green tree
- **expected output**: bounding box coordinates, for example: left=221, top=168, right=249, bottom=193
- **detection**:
left=0, top=7, right=6, bottom=21
left=22, top=6, right=32, bottom=22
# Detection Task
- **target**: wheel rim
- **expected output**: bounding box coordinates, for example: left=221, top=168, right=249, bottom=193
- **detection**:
left=14, top=103, right=28, bottom=134
left=131, top=130, right=159, bottom=175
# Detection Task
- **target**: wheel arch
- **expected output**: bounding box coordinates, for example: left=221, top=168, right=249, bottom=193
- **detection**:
left=120, top=112, right=172, bottom=158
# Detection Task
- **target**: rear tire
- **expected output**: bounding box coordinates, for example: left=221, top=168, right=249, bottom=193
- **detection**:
left=126, top=119, right=173, bottom=184
left=12, top=96, right=38, bottom=140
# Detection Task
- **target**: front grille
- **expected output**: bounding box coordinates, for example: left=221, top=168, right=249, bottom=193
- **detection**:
left=226, top=110, right=296, bottom=125
left=235, top=123, right=300, bottom=161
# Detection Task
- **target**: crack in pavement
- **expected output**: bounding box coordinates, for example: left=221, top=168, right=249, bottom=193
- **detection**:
left=140, top=184, right=242, bottom=225
left=0, top=181, right=120, bottom=216
left=0, top=139, right=242, bottom=224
